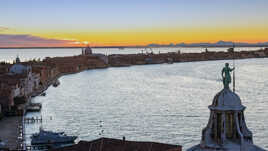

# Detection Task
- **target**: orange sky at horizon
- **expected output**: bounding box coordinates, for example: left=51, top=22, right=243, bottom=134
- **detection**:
left=1, top=24, right=268, bottom=47
left=1, top=0, right=268, bottom=47
left=8, top=26, right=268, bottom=47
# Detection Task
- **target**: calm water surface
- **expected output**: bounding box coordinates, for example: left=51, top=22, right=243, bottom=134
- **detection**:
left=27, top=60, right=268, bottom=150
left=0, top=48, right=267, bottom=150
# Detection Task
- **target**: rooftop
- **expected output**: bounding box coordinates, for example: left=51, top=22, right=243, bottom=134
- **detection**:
left=51, top=137, right=182, bottom=151
left=209, top=88, right=246, bottom=111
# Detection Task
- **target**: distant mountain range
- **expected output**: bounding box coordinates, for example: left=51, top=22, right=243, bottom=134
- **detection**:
left=147, top=41, right=268, bottom=47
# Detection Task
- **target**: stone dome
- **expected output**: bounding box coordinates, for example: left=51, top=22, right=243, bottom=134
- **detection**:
left=85, top=47, right=92, bottom=54
left=9, top=64, right=30, bottom=74
left=209, top=88, right=245, bottom=111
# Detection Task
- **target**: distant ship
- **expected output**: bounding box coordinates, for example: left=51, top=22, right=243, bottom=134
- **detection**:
left=31, top=128, right=77, bottom=145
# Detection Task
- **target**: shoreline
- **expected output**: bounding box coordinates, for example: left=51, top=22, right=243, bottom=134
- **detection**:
left=1, top=47, right=268, bottom=150
left=0, top=46, right=267, bottom=49
left=26, top=56, right=268, bottom=151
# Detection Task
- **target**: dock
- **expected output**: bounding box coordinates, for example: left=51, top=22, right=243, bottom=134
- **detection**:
left=26, top=103, right=42, bottom=112
left=24, top=116, right=42, bottom=123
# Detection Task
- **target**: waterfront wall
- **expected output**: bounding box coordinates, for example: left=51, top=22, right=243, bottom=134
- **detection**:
left=108, top=48, right=268, bottom=67
left=0, top=53, right=108, bottom=115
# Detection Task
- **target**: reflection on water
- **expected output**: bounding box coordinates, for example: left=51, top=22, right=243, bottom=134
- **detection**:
left=25, top=58, right=268, bottom=150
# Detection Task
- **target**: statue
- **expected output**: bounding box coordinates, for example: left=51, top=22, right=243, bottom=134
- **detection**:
left=221, top=63, right=234, bottom=89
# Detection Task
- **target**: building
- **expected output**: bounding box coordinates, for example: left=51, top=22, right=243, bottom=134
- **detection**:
left=187, top=72, right=265, bottom=151
left=0, top=57, right=41, bottom=115
left=82, top=46, right=93, bottom=55
left=51, top=137, right=182, bottom=151
left=8, top=56, right=40, bottom=96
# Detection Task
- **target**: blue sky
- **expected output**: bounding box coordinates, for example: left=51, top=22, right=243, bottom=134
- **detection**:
left=2, top=0, right=267, bottom=30
left=1, top=0, right=268, bottom=46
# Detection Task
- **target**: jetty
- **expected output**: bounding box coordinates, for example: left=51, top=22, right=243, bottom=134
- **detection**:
left=24, top=116, right=42, bottom=124
left=26, top=103, right=42, bottom=112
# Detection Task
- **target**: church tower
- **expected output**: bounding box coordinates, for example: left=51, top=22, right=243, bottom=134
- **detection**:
left=187, top=64, right=266, bottom=151
left=15, top=55, right=21, bottom=63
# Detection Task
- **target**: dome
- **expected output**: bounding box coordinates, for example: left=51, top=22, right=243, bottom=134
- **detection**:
left=85, top=47, right=92, bottom=54
left=209, top=88, right=245, bottom=111
left=9, top=64, right=29, bottom=74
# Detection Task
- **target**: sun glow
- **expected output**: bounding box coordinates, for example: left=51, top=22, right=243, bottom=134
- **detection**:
left=82, top=41, right=89, bottom=45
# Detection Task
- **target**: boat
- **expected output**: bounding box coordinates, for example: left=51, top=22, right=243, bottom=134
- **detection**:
left=227, top=47, right=234, bottom=53
left=53, top=79, right=60, bottom=87
left=0, top=140, right=7, bottom=150
left=31, top=128, right=77, bottom=145
left=26, top=103, right=42, bottom=112
left=167, top=58, right=174, bottom=64
left=40, top=92, right=46, bottom=96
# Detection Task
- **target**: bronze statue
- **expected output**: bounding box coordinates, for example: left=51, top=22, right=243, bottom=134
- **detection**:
left=221, top=63, right=234, bottom=89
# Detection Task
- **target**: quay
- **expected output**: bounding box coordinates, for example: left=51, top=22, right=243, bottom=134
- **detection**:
left=26, top=103, right=42, bottom=112
left=0, top=116, right=22, bottom=150
left=24, top=116, right=42, bottom=124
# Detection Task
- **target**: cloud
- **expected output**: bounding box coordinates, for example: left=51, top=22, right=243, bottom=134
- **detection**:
left=0, top=26, right=9, bottom=32
left=0, top=34, right=81, bottom=47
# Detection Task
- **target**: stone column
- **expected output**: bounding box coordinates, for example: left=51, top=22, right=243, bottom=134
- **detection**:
left=221, top=112, right=226, bottom=144
left=214, top=112, right=218, bottom=141
left=235, top=112, right=244, bottom=145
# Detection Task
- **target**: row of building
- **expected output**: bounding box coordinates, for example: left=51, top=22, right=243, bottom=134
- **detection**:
left=0, top=57, right=41, bottom=116
left=1, top=47, right=268, bottom=117
left=108, top=48, right=268, bottom=67
left=0, top=47, right=108, bottom=117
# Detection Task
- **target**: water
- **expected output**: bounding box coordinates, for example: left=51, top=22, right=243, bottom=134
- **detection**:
left=0, top=48, right=267, bottom=150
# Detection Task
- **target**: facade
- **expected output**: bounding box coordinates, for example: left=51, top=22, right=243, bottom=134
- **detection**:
left=187, top=87, right=265, bottom=151
left=82, top=46, right=92, bottom=55
left=21, top=72, right=40, bottom=96
left=8, top=57, right=40, bottom=96
left=0, top=103, right=2, bottom=117
left=0, top=57, right=41, bottom=114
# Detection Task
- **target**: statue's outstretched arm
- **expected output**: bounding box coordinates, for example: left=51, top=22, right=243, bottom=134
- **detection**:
left=221, top=68, right=224, bottom=78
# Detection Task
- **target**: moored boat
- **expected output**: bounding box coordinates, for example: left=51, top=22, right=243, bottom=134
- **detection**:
left=31, top=128, right=77, bottom=145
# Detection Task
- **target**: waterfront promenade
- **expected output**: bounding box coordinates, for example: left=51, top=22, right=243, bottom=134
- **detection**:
left=0, top=116, right=21, bottom=150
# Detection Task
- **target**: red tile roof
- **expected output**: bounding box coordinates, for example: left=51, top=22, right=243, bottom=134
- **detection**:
left=51, top=138, right=181, bottom=151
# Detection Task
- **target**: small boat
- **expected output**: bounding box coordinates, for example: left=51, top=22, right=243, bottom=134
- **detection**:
left=27, top=103, right=42, bottom=112
left=227, top=47, right=234, bottom=53
left=0, top=140, right=7, bottom=149
left=31, top=128, right=77, bottom=145
left=167, top=58, right=174, bottom=64
left=53, top=80, right=60, bottom=87
left=40, top=92, right=46, bottom=96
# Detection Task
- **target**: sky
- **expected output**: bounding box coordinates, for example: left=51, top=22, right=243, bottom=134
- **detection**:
left=0, top=0, right=268, bottom=47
